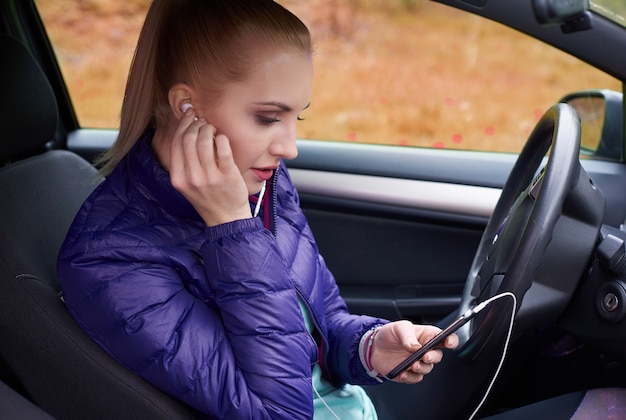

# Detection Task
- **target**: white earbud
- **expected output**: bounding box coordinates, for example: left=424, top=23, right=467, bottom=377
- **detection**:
left=181, top=103, right=199, bottom=121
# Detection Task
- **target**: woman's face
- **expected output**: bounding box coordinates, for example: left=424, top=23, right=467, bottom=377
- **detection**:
left=197, top=49, right=313, bottom=195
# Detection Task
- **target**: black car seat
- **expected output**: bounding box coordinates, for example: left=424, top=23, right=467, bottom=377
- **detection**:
left=0, top=34, right=199, bottom=419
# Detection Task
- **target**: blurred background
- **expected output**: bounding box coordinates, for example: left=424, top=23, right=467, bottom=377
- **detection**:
left=35, top=0, right=621, bottom=152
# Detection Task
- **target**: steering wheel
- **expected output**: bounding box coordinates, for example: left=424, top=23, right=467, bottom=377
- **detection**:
left=455, top=103, right=604, bottom=360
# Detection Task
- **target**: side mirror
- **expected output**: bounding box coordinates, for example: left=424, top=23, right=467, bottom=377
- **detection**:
left=560, top=89, right=623, bottom=161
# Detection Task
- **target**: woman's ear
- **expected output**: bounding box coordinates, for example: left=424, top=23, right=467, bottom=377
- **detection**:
left=168, top=84, right=194, bottom=119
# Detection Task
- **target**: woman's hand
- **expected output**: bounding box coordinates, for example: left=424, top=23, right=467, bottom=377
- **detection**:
left=370, top=321, right=459, bottom=384
left=169, top=108, right=251, bottom=226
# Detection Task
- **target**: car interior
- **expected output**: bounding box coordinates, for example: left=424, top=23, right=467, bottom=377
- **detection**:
left=3, top=0, right=626, bottom=419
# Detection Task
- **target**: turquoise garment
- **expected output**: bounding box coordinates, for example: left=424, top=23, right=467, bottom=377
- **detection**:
left=299, top=300, right=378, bottom=420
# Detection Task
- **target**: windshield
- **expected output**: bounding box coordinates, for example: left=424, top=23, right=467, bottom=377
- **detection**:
left=591, top=0, right=626, bottom=27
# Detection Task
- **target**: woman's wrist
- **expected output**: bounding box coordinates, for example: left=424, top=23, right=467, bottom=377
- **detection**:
left=358, top=325, right=387, bottom=383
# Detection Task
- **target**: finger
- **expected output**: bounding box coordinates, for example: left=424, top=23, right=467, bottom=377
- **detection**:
left=443, top=333, right=459, bottom=349
left=180, top=119, right=207, bottom=181
left=415, top=362, right=434, bottom=376
left=213, top=133, right=238, bottom=173
left=170, top=109, right=200, bottom=173
left=393, top=322, right=421, bottom=351
left=171, top=108, right=199, bottom=148
left=396, top=370, right=424, bottom=385
left=409, top=350, right=435, bottom=368
left=195, top=124, right=218, bottom=172
left=417, top=349, right=442, bottom=366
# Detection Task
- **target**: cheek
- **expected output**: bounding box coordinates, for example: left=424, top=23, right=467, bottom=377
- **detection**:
left=214, top=117, right=268, bottom=169
left=226, top=136, right=247, bottom=170
left=227, top=131, right=261, bottom=170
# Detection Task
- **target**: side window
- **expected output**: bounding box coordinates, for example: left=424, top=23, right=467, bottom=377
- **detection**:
left=35, top=0, right=151, bottom=128
left=36, top=0, right=620, bottom=154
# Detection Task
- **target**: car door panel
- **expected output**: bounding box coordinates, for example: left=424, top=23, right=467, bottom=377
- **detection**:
left=290, top=168, right=497, bottom=322
left=301, top=204, right=483, bottom=322
left=289, top=145, right=626, bottom=324
left=288, top=140, right=507, bottom=322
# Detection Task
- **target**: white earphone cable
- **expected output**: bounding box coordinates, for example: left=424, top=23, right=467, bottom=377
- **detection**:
left=468, top=291, right=518, bottom=420
left=253, top=180, right=267, bottom=218
left=313, top=383, right=341, bottom=420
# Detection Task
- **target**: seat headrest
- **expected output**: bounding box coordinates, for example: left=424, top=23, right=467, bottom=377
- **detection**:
left=0, top=35, right=59, bottom=162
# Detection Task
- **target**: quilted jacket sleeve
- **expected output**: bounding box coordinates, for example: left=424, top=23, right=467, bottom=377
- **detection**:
left=58, top=217, right=315, bottom=419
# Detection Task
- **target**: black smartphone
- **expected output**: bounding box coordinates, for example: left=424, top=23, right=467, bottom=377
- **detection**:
left=385, top=305, right=485, bottom=380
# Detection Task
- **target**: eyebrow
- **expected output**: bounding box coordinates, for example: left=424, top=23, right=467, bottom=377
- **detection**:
left=253, top=101, right=311, bottom=112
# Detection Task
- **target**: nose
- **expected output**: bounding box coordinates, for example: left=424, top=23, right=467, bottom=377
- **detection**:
left=269, top=125, right=299, bottom=160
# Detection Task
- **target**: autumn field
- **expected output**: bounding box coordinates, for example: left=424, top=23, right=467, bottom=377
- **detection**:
left=36, top=0, right=621, bottom=152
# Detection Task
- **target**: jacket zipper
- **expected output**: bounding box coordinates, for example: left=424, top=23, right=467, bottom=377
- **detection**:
left=272, top=166, right=332, bottom=380
left=270, top=166, right=279, bottom=236
left=295, top=286, right=332, bottom=383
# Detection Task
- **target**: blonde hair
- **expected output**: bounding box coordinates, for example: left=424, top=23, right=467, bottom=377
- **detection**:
left=97, top=0, right=312, bottom=176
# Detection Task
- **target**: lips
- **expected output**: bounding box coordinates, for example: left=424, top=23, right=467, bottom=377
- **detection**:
left=251, top=168, right=275, bottom=181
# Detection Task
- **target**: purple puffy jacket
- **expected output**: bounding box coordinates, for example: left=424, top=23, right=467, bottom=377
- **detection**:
left=58, top=132, right=386, bottom=418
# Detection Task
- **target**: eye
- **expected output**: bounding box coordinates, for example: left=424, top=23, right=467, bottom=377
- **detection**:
left=256, top=115, right=280, bottom=126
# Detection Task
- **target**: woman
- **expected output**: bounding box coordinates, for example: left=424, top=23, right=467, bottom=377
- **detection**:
left=58, top=0, right=458, bottom=418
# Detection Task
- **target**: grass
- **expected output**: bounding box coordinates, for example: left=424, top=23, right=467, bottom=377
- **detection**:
left=36, top=0, right=621, bottom=153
